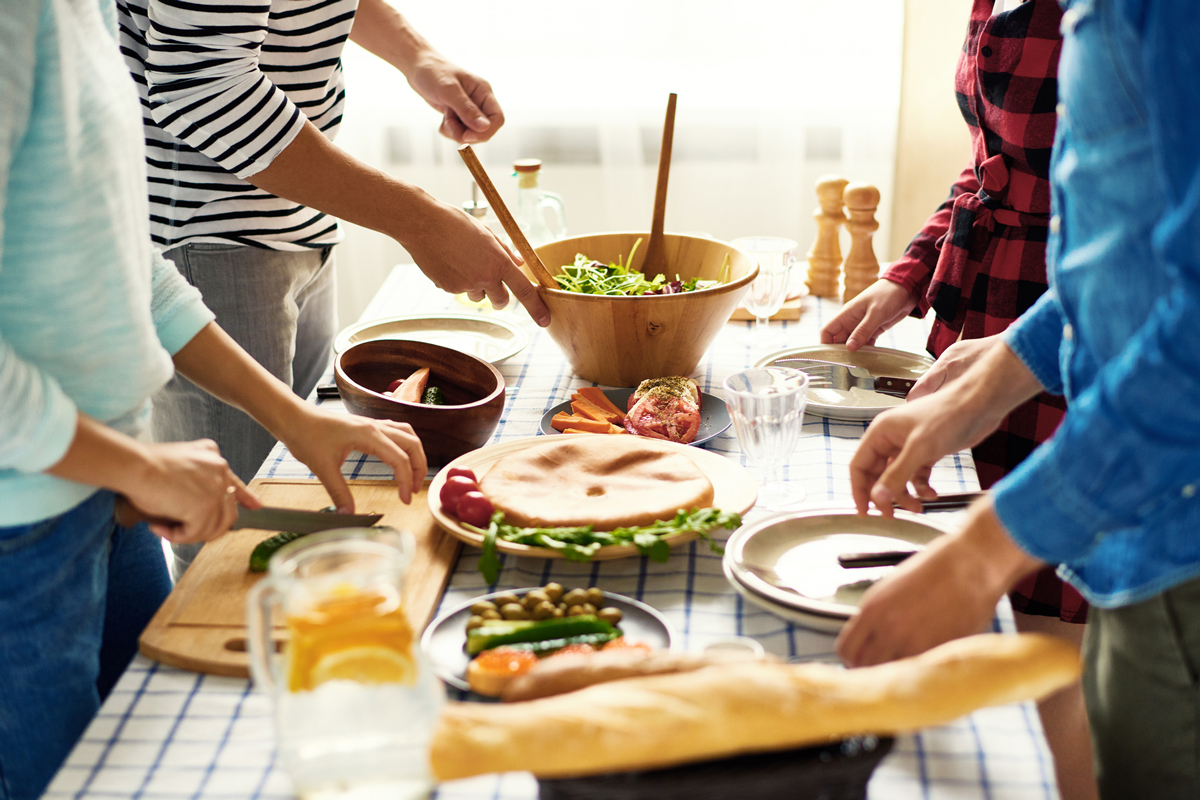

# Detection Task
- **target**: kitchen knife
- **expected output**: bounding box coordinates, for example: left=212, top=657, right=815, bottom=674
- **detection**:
left=233, top=506, right=383, bottom=533
left=112, top=495, right=381, bottom=533
left=773, top=358, right=917, bottom=397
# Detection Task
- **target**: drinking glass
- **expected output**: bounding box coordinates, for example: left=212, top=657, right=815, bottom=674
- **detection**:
left=731, top=236, right=798, bottom=350
left=247, top=528, right=444, bottom=800
left=723, top=367, right=809, bottom=510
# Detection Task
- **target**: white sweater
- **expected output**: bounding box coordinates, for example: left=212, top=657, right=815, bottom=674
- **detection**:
left=0, top=0, right=214, bottom=526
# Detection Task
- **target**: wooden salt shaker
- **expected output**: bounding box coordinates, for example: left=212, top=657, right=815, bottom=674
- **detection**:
left=805, top=175, right=850, bottom=298
left=842, top=182, right=881, bottom=303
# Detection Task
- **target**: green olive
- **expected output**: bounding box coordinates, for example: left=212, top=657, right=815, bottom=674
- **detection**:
left=469, top=601, right=498, bottom=615
left=566, top=604, right=587, bottom=617
left=562, top=588, right=589, bottom=607
left=578, top=602, right=597, bottom=616
left=500, top=603, right=528, bottom=620
left=531, top=600, right=557, bottom=620
left=522, top=589, right=551, bottom=610
left=552, top=607, right=565, bottom=618
left=597, top=607, right=623, bottom=626
left=480, top=608, right=502, bottom=620
left=585, top=587, right=605, bottom=607
left=543, top=583, right=565, bottom=603
left=465, top=615, right=488, bottom=631
left=492, top=592, right=520, bottom=607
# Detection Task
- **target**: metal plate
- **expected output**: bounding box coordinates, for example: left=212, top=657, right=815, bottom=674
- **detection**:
left=754, top=344, right=933, bottom=421
left=334, top=313, right=530, bottom=364
left=538, top=389, right=731, bottom=447
left=722, top=507, right=954, bottom=631
left=420, top=588, right=675, bottom=693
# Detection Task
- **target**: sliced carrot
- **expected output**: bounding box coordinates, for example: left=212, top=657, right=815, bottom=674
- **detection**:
left=608, top=423, right=627, bottom=434
left=394, top=367, right=430, bottom=403
left=563, top=428, right=606, bottom=435
left=551, top=413, right=612, bottom=434
left=570, top=397, right=620, bottom=424
left=575, top=388, right=626, bottom=423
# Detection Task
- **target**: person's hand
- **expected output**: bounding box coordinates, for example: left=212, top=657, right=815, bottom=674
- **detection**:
left=405, top=199, right=551, bottom=326
left=850, top=389, right=1009, bottom=516
left=122, top=440, right=261, bottom=544
left=280, top=407, right=429, bottom=513
left=821, top=279, right=917, bottom=351
left=849, top=341, right=1042, bottom=516
left=836, top=498, right=1043, bottom=667
left=406, top=51, right=504, bottom=144
left=907, top=335, right=1003, bottom=400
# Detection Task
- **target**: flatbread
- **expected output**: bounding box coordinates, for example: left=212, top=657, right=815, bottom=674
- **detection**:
left=480, top=436, right=715, bottom=530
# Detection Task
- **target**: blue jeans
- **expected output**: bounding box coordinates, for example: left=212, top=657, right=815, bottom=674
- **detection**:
left=152, top=243, right=337, bottom=577
left=0, top=491, right=171, bottom=800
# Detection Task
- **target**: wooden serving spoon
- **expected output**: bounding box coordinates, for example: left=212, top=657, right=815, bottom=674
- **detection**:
left=640, top=93, right=677, bottom=277
left=456, top=144, right=559, bottom=291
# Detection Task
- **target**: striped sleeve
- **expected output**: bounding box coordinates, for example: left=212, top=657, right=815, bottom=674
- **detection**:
left=142, top=0, right=305, bottom=179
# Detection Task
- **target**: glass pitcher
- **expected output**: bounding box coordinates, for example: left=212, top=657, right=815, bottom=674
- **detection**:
left=513, top=158, right=567, bottom=247
left=246, top=528, right=444, bottom=800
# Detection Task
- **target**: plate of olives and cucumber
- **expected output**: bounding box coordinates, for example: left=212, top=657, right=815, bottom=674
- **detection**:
left=421, top=584, right=675, bottom=694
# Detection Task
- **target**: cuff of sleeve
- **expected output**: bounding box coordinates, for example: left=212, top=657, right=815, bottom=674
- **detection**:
left=235, top=109, right=305, bottom=180
left=11, top=385, right=79, bottom=473
left=993, top=443, right=1109, bottom=565
left=1004, top=296, right=1064, bottom=395
left=157, top=301, right=216, bottom=356
left=882, top=261, right=931, bottom=315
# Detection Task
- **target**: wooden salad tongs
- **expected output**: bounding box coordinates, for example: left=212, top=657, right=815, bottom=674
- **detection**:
left=640, top=92, right=678, bottom=276
left=457, top=144, right=559, bottom=291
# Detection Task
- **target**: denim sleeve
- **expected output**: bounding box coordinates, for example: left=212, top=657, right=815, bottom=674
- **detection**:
left=995, top=0, right=1200, bottom=565
left=1003, top=289, right=1065, bottom=395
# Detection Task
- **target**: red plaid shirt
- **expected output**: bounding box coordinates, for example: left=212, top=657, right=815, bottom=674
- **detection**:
left=884, top=0, right=1067, bottom=489
left=884, top=0, right=1085, bottom=623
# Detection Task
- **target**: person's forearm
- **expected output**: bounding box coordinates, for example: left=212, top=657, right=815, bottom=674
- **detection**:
left=170, top=323, right=308, bottom=442
left=46, top=414, right=154, bottom=497
left=348, top=0, right=431, bottom=74
left=958, top=497, right=1045, bottom=595
left=245, top=122, right=432, bottom=249
left=955, top=340, right=1046, bottom=428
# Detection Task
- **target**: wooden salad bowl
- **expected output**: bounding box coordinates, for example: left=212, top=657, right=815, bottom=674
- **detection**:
left=534, top=233, right=759, bottom=387
left=335, top=339, right=505, bottom=466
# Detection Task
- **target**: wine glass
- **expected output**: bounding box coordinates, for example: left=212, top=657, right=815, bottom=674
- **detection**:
left=730, top=237, right=798, bottom=350
left=723, top=367, right=809, bottom=510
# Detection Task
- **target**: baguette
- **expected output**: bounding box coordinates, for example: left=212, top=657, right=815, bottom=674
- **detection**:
left=430, top=633, right=1080, bottom=780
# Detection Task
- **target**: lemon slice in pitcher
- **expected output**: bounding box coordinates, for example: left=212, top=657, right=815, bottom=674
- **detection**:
left=310, top=645, right=416, bottom=687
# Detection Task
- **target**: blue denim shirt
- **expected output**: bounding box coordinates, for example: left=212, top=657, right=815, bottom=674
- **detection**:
left=995, top=0, right=1200, bottom=608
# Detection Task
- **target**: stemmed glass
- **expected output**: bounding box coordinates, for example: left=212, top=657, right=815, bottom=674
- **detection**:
left=731, top=236, right=798, bottom=350
left=723, top=367, right=809, bottom=510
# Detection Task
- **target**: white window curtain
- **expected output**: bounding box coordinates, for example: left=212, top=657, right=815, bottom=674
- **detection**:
left=334, top=0, right=905, bottom=322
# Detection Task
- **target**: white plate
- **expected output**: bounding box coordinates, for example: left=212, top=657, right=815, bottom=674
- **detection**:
left=429, top=436, right=758, bottom=560
left=754, top=344, right=933, bottom=421
left=334, top=313, right=530, bottom=364
left=722, top=507, right=954, bottom=631
left=420, top=588, right=674, bottom=692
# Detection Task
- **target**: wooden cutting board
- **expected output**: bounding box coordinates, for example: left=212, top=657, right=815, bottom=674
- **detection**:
left=138, top=478, right=462, bottom=678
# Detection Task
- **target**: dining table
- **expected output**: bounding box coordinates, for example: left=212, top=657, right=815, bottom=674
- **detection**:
left=46, top=263, right=1061, bottom=800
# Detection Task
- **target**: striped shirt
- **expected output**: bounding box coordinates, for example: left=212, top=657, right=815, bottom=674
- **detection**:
left=117, top=0, right=356, bottom=250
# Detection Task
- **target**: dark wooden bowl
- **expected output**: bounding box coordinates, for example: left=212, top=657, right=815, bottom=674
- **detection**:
left=334, top=339, right=505, bottom=466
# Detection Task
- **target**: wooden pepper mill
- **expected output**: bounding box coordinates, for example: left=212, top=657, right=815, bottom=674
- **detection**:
left=805, top=175, right=850, bottom=298
left=841, top=182, right=881, bottom=303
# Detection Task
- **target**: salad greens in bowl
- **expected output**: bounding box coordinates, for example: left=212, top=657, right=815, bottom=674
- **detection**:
left=532, top=232, right=759, bottom=387
left=555, top=238, right=730, bottom=296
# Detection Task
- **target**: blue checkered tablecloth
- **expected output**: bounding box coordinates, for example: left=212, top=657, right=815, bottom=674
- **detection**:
left=48, top=265, right=1059, bottom=800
